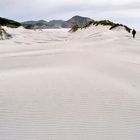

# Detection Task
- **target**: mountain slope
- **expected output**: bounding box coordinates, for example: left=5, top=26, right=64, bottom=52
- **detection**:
left=0, top=17, right=21, bottom=28
left=66, top=15, right=91, bottom=27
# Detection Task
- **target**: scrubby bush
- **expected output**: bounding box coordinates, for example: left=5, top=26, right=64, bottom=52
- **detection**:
left=109, top=24, right=132, bottom=33
left=22, top=24, right=33, bottom=29
left=93, top=20, right=114, bottom=26
left=124, top=25, right=131, bottom=33
left=77, top=19, right=132, bottom=33
left=83, top=20, right=94, bottom=28
left=70, top=23, right=79, bottom=32
left=0, top=26, right=12, bottom=40
left=83, top=20, right=115, bottom=28
left=109, top=24, right=120, bottom=30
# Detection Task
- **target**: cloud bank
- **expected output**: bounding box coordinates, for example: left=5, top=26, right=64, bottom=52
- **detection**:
left=0, top=0, right=140, bottom=29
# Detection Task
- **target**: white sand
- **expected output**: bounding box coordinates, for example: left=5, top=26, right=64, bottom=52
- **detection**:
left=0, top=26, right=140, bottom=140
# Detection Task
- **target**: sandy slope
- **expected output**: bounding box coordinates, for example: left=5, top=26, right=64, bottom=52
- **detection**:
left=0, top=26, right=140, bottom=140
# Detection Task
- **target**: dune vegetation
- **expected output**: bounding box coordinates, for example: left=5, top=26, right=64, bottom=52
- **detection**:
left=70, top=23, right=80, bottom=32
left=0, top=17, right=21, bottom=28
left=0, top=26, right=12, bottom=40
left=72, top=20, right=132, bottom=33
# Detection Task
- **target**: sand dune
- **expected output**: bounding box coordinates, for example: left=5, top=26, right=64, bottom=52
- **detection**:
left=0, top=26, right=140, bottom=140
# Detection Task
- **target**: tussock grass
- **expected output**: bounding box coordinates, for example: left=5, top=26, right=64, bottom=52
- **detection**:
left=70, top=24, right=79, bottom=32
left=0, top=26, right=12, bottom=40
left=80, top=20, right=132, bottom=33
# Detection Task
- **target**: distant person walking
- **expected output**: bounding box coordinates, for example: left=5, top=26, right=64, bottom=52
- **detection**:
left=132, top=29, right=136, bottom=38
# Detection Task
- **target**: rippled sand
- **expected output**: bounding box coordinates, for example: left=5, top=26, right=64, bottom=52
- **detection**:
left=0, top=26, right=140, bottom=140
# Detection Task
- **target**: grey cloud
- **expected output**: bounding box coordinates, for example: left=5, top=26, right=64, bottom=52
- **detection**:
left=0, top=0, right=140, bottom=29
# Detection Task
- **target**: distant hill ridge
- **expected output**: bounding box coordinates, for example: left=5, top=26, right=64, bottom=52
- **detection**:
left=22, top=16, right=132, bottom=33
left=22, top=16, right=92, bottom=29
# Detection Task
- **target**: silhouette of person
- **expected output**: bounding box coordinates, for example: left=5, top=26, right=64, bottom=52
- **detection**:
left=132, top=29, right=136, bottom=38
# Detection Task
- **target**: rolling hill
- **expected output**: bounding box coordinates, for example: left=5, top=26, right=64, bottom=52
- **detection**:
left=0, top=17, right=21, bottom=28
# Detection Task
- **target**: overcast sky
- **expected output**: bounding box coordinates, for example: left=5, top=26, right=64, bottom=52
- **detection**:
left=0, top=0, right=140, bottom=29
